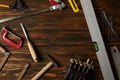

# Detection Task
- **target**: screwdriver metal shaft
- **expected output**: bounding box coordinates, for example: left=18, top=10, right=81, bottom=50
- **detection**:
left=20, top=23, right=38, bottom=62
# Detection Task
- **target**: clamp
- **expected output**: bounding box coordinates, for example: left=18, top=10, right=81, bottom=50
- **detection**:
left=1, top=27, right=22, bottom=49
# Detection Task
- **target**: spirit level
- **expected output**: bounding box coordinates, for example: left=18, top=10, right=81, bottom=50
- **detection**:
left=80, top=0, right=115, bottom=80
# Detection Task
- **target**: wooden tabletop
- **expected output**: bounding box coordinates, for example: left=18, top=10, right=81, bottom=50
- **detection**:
left=0, top=0, right=119, bottom=80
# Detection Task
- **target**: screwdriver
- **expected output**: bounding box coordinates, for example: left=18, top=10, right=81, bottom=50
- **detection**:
left=20, top=23, right=38, bottom=62
left=65, top=58, right=75, bottom=80
left=79, top=59, right=90, bottom=80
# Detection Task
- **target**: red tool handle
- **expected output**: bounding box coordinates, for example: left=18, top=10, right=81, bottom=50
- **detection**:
left=49, top=0, right=59, bottom=5
left=1, top=28, right=22, bottom=49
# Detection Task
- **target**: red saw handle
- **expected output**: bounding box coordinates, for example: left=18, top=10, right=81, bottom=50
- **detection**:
left=1, top=28, right=22, bottom=49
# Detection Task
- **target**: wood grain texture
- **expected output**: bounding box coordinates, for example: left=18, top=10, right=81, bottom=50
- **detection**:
left=0, top=0, right=119, bottom=80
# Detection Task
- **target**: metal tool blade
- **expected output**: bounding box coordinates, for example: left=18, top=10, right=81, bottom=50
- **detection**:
left=0, top=8, right=50, bottom=23
left=0, top=4, right=65, bottom=23
left=20, top=23, right=29, bottom=41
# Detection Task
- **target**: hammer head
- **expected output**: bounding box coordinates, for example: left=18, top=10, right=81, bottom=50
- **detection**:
left=47, top=55, right=59, bottom=67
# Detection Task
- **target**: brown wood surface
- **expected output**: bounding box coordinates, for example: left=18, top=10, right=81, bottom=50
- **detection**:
left=0, top=0, right=119, bottom=80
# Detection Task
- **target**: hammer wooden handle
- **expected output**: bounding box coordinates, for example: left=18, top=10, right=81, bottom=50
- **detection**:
left=0, top=52, right=10, bottom=71
left=31, top=62, right=53, bottom=80
left=27, top=40, right=38, bottom=62
left=0, top=45, right=10, bottom=71
left=17, top=64, right=30, bottom=80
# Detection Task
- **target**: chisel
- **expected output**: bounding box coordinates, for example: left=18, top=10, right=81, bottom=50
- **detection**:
left=20, top=23, right=38, bottom=62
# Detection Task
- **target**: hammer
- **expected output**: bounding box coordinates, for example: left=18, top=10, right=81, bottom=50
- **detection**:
left=31, top=55, right=59, bottom=80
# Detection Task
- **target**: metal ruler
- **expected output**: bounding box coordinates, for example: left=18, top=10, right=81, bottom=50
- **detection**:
left=80, top=0, right=115, bottom=80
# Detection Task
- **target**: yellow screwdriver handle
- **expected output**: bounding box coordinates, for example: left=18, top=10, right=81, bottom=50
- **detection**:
left=68, top=0, right=79, bottom=13
left=0, top=4, right=10, bottom=8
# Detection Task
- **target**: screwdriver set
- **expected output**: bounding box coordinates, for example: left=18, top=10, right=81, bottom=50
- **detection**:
left=64, top=57, right=94, bottom=80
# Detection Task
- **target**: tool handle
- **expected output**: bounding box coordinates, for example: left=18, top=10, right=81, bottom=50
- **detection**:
left=31, top=62, right=53, bottom=80
left=17, top=64, right=30, bottom=80
left=0, top=4, right=10, bottom=8
left=0, top=45, right=6, bottom=53
left=68, top=0, right=79, bottom=12
left=27, top=40, right=38, bottom=62
left=0, top=52, right=10, bottom=71
left=1, top=28, right=22, bottom=49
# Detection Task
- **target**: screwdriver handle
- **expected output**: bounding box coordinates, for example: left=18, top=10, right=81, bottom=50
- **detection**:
left=0, top=4, right=10, bottom=8
left=27, top=40, right=38, bottom=62
left=68, top=0, right=79, bottom=12
left=0, top=45, right=7, bottom=53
